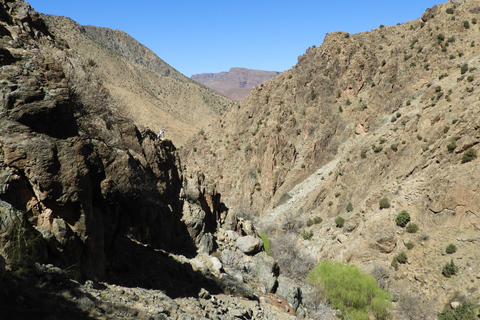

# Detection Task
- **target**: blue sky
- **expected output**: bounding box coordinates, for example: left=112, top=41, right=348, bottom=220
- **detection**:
left=27, top=0, right=442, bottom=77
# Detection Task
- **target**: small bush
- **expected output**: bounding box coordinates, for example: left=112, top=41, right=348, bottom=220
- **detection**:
left=405, top=241, right=414, bottom=250
left=463, top=20, right=470, bottom=29
left=406, top=222, right=419, bottom=233
left=442, top=259, right=458, bottom=278
left=302, top=229, right=313, bottom=240
left=335, top=216, right=345, bottom=228
left=361, top=150, right=367, bottom=159
left=461, top=63, right=469, bottom=74
left=446, top=8, right=454, bottom=14
left=306, top=218, right=314, bottom=227
left=445, top=243, right=457, bottom=254
left=373, top=145, right=383, bottom=153
left=396, top=251, right=408, bottom=264
left=307, top=260, right=391, bottom=320
left=379, top=197, right=391, bottom=209
left=447, top=140, right=457, bottom=152
left=462, top=148, right=477, bottom=163
left=313, top=216, right=323, bottom=224
left=396, top=210, right=411, bottom=227
left=335, top=192, right=341, bottom=198
left=438, top=301, right=478, bottom=320
left=259, top=233, right=271, bottom=255
left=390, top=144, right=398, bottom=152
left=328, top=201, right=333, bottom=206
left=346, top=202, right=353, bottom=212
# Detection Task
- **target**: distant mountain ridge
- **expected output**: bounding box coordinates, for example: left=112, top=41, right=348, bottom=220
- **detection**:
left=41, top=15, right=235, bottom=146
left=192, top=67, right=280, bottom=101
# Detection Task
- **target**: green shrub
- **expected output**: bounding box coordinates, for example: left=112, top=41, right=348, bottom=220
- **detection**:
left=391, top=257, right=399, bottom=270
left=438, top=300, right=478, bottom=320
left=446, top=8, right=454, bottom=14
left=445, top=243, right=457, bottom=254
left=391, top=144, right=398, bottom=152
left=306, top=218, right=314, bottom=227
left=346, top=99, right=352, bottom=106
left=346, top=202, right=353, bottom=212
left=260, top=233, right=271, bottom=255
left=461, top=63, right=469, bottom=74
left=396, top=210, right=411, bottom=227
left=379, top=197, right=391, bottom=209
left=314, top=216, right=323, bottom=224
left=373, top=145, right=383, bottom=153
left=442, top=259, right=458, bottom=278
left=335, top=216, right=345, bottom=228
left=406, top=222, right=419, bottom=233
left=395, top=251, right=408, bottom=264
left=328, top=201, right=333, bottom=206
left=405, top=241, right=414, bottom=250
left=307, top=260, right=391, bottom=320
left=437, top=34, right=445, bottom=42
left=447, top=140, right=457, bottom=152
left=361, top=150, right=367, bottom=159
left=335, top=192, right=341, bottom=198
left=464, top=20, right=470, bottom=29
left=467, top=75, right=474, bottom=82
left=302, top=229, right=313, bottom=240
left=462, top=148, right=477, bottom=163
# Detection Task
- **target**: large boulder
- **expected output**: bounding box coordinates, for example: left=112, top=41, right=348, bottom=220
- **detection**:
left=236, top=236, right=263, bottom=255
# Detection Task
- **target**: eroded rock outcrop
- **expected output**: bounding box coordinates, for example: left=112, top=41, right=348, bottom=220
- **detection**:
left=0, top=0, right=224, bottom=280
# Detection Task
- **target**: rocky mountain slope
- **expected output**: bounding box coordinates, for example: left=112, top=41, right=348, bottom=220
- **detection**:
left=182, top=0, right=480, bottom=317
left=0, top=1, right=311, bottom=319
left=192, top=68, right=281, bottom=101
left=40, top=15, right=235, bottom=146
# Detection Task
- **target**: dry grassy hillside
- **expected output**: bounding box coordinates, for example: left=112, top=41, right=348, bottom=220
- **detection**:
left=41, top=15, right=235, bottom=146
left=183, top=1, right=480, bottom=316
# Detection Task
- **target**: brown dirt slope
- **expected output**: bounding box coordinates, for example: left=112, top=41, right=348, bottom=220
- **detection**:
left=192, top=67, right=281, bottom=101
left=41, top=15, right=235, bottom=146
left=182, top=1, right=480, bottom=316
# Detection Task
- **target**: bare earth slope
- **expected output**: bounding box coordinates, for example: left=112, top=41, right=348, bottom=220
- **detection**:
left=183, top=1, right=480, bottom=316
left=41, top=16, right=235, bottom=146
left=192, top=68, right=281, bottom=101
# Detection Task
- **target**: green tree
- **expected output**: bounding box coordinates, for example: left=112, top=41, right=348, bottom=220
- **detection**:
left=307, top=260, right=391, bottom=320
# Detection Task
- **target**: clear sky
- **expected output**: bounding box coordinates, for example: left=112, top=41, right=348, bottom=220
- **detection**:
left=27, top=0, right=442, bottom=77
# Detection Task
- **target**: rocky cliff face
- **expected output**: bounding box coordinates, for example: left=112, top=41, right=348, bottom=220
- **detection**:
left=0, top=0, right=223, bottom=280
left=183, top=0, right=480, bottom=315
left=192, top=68, right=280, bottom=101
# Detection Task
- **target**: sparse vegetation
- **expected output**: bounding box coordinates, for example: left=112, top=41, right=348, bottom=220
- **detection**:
left=462, top=148, right=477, bottom=163
left=405, top=241, right=414, bottom=250
left=447, top=140, right=457, bottom=152
left=406, top=222, right=419, bottom=233
left=446, top=7, right=454, bottom=14
left=361, top=150, right=367, bottom=159
left=259, top=233, right=270, bottom=255
left=461, top=63, right=469, bottom=74
left=335, top=216, right=345, bottom=228
left=346, top=202, right=353, bottom=212
left=379, top=197, right=391, bottom=209
left=445, top=243, right=457, bottom=254
left=307, top=260, right=391, bottom=320
left=302, top=229, right=313, bottom=240
left=438, top=301, right=478, bottom=320
left=442, top=259, right=458, bottom=278
left=395, top=210, right=411, bottom=227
